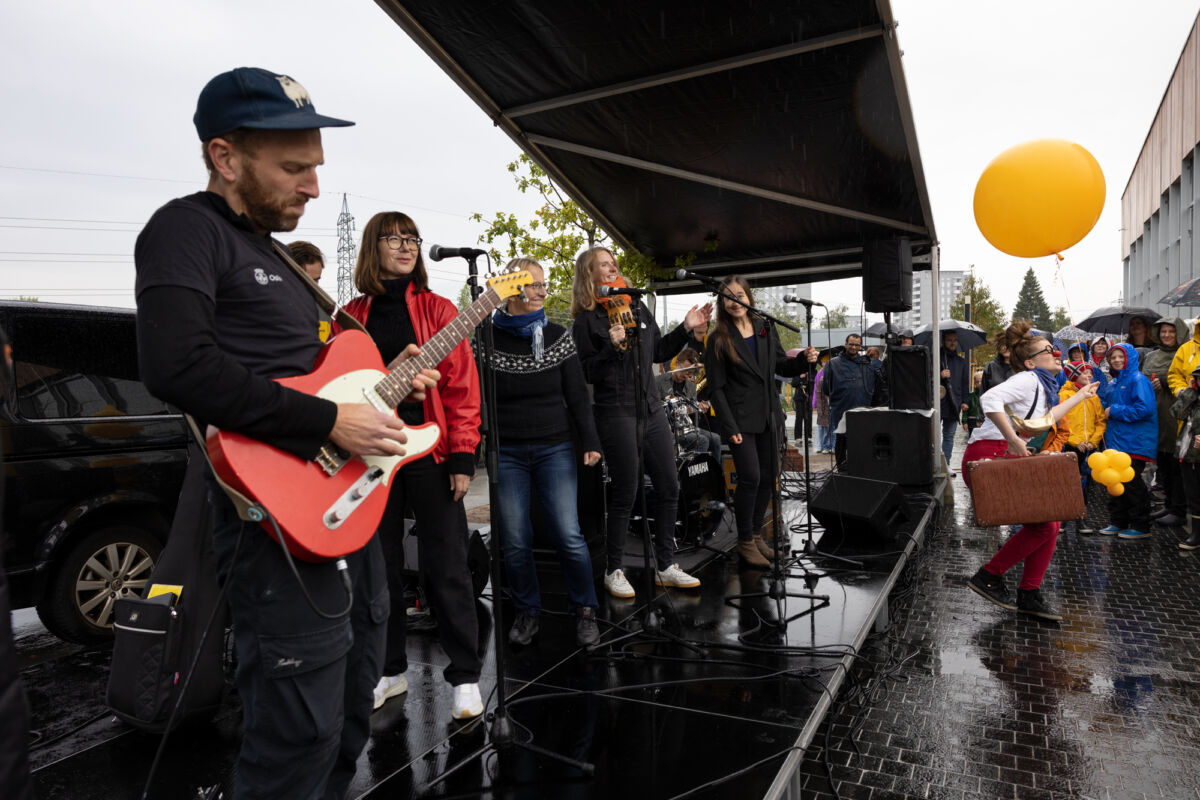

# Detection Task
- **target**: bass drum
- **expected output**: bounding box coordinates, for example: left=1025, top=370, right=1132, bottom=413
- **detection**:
left=676, top=453, right=726, bottom=543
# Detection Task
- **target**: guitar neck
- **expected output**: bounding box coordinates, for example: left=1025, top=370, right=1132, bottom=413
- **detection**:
left=372, top=286, right=501, bottom=407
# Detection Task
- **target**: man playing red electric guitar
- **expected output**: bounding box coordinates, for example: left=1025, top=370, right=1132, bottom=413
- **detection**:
left=134, top=67, right=437, bottom=799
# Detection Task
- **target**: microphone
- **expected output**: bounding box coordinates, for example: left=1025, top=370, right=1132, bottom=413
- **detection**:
left=782, top=293, right=825, bottom=307
left=598, top=285, right=649, bottom=297
left=674, top=268, right=721, bottom=286
left=428, top=244, right=486, bottom=261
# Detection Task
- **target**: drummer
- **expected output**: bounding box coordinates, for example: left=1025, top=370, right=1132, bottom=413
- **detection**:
left=658, top=348, right=723, bottom=462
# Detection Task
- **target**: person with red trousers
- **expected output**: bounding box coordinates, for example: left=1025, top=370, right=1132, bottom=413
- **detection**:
left=963, top=321, right=1097, bottom=621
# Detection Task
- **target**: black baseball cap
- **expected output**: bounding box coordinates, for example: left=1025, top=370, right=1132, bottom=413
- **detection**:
left=194, top=67, right=353, bottom=140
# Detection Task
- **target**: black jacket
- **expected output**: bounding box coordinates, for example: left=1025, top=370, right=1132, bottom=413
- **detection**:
left=979, top=353, right=1013, bottom=397
left=703, top=321, right=807, bottom=437
left=572, top=303, right=697, bottom=417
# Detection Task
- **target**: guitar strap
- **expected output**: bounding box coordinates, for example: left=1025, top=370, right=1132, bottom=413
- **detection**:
left=185, top=241, right=374, bottom=522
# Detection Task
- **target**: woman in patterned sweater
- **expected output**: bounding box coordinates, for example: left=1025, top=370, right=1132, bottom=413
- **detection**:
left=482, top=258, right=604, bottom=647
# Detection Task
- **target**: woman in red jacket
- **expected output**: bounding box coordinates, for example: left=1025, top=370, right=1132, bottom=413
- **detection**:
left=342, top=211, right=483, bottom=721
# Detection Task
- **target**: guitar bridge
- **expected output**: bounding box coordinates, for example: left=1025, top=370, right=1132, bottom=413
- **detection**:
left=315, top=442, right=352, bottom=476
left=324, top=467, right=386, bottom=529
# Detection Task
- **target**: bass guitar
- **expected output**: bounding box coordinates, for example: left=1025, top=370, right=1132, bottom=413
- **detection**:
left=207, top=271, right=530, bottom=561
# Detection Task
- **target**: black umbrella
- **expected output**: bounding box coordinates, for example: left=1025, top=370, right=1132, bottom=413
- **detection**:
left=912, top=319, right=988, bottom=352
left=1075, top=305, right=1160, bottom=335
left=863, top=321, right=889, bottom=338
left=1158, top=277, right=1200, bottom=307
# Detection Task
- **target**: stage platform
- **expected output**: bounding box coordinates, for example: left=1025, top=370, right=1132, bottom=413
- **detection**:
left=18, top=471, right=942, bottom=799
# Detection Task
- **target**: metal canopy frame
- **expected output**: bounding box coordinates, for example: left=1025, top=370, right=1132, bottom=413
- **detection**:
left=375, top=0, right=937, bottom=292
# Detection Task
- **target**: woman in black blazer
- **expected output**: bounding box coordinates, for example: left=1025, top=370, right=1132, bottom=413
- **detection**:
left=703, top=275, right=816, bottom=566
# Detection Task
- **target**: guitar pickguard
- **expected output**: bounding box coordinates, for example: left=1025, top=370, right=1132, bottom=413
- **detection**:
left=314, top=368, right=442, bottom=485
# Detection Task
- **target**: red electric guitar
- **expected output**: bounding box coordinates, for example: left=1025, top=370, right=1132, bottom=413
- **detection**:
left=207, top=271, right=530, bottom=561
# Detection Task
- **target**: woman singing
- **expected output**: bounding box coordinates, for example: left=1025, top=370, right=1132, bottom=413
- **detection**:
left=343, top=211, right=483, bottom=720
left=570, top=247, right=711, bottom=598
left=963, top=321, right=1098, bottom=621
left=702, top=275, right=816, bottom=566
left=484, top=257, right=603, bottom=647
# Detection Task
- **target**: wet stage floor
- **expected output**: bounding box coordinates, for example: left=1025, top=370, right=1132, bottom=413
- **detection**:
left=18, top=469, right=934, bottom=799
left=23, top=431, right=1200, bottom=799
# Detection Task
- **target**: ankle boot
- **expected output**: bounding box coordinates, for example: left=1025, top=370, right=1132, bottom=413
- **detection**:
left=737, top=539, right=771, bottom=567
left=1180, top=515, right=1200, bottom=551
left=752, top=534, right=776, bottom=559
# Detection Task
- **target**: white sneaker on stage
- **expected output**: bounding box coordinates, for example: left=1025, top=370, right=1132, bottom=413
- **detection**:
left=603, top=569, right=635, bottom=598
left=451, top=682, right=484, bottom=720
left=373, top=673, right=408, bottom=710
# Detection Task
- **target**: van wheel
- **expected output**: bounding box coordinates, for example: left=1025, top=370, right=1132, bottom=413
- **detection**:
left=38, top=526, right=162, bottom=644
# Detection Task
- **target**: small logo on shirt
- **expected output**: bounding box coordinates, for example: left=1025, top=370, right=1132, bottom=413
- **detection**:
left=275, top=657, right=303, bottom=670
left=253, top=267, right=283, bottom=286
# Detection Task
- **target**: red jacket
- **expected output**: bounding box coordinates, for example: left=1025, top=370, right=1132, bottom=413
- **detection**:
left=339, top=287, right=481, bottom=467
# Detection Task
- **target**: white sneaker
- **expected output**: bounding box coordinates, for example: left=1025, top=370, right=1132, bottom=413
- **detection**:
left=372, top=673, right=407, bottom=710
left=603, top=569, right=635, bottom=598
left=451, top=682, right=484, bottom=720
left=655, top=563, right=700, bottom=589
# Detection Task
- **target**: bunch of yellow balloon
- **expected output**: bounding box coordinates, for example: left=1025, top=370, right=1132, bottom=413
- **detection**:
left=1086, top=450, right=1135, bottom=496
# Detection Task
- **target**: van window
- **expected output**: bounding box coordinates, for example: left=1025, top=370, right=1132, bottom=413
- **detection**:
left=10, top=312, right=172, bottom=420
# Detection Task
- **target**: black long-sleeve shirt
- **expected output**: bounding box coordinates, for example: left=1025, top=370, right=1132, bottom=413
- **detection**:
left=134, top=192, right=336, bottom=460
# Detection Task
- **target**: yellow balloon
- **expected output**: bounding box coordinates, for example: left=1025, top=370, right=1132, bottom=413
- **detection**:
left=973, top=139, right=1105, bottom=258
left=1086, top=452, right=1109, bottom=472
left=1109, top=451, right=1132, bottom=471
left=1095, top=468, right=1120, bottom=486
left=1119, top=467, right=1136, bottom=483
left=1107, top=482, right=1125, bottom=497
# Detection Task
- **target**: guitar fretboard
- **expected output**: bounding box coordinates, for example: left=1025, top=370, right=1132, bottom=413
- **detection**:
left=373, top=286, right=502, bottom=407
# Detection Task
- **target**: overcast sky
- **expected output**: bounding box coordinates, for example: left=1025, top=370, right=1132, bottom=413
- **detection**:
left=3, top=1, right=1198, bottom=333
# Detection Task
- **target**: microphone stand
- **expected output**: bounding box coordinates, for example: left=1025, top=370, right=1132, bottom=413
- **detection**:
left=417, top=257, right=592, bottom=795
left=789, top=302, right=862, bottom=573
left=713, top=289, right=832, bottom=628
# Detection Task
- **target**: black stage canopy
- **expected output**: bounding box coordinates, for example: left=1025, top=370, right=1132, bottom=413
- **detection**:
left=376, top=0, right=937, bottom=294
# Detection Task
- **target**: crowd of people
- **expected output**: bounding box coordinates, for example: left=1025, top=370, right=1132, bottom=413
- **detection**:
left=958, top=313, right=1200, bottom=626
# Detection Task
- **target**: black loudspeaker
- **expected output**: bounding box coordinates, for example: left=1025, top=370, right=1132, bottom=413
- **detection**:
left=862, top=237, right=913, bottom=312
left=843, top=409, right=934, bottom=488
left=810, top=474, right=909, bottom=543
left=886, top=346, right=932, bottom=410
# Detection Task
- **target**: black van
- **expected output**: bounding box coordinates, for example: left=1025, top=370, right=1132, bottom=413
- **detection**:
left=0, top=300, right=188, bottom=643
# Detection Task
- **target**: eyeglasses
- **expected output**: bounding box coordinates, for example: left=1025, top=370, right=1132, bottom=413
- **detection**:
left=379, top=235, right=423, bottom=251
left=1032, top=345, right=1056, bottom=358
left=524, top=282, right=548, bottom=293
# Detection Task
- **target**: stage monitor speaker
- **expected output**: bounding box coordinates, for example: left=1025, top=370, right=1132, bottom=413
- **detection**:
left=886, top=346, right=932, bottom=410
left=843, top=409, right=934, bottom=488
left=810, top=473, right=909, bottom=544
left=862, top=237, right=913, bottom=313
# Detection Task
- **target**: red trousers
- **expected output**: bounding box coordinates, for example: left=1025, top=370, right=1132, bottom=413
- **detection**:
left=962, top=438, right=1059, bottom=591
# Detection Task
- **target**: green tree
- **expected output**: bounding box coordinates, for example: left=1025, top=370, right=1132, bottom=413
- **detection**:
left=1049, top=306, right=1072, bottom=332
left=455, top=283, right=472, bottom=312
left=951, top=270, right=1006, bottom=365
left=1011, top=267, right=1052, bottom=330
left=822, top=303, right=850, bottom=329
left=472, top=154, right=657, bottom=319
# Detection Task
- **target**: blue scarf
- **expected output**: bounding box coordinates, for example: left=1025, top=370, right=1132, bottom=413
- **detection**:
left=1032, top=367, right=1059, bottom=408
left=493, top=307, right=547, bottom=361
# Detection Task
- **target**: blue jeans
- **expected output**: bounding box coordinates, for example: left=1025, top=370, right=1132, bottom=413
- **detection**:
left=941, top=416, right=958, bottom=468
left=496, top=441, right=599, bottom=614
left=817, top=425, right=832, bottom=451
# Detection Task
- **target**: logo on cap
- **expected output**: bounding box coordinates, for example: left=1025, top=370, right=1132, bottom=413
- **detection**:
left=276, top=75, right=311, bottom=109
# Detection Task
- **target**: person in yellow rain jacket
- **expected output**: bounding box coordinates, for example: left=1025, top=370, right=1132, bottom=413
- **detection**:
left=1168, top=318, right=1200, bottom=398
left=1058, top=361, right=1106, bottom=535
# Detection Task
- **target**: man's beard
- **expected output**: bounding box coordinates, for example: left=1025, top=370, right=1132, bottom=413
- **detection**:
left=237, top=163, right=304, bottom=233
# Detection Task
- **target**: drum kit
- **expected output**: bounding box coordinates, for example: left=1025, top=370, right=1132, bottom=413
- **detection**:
left=661, top=367, right=728, bottom=546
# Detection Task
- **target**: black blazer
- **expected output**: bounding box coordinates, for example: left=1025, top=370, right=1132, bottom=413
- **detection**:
left=703, top=320, right=807, bottom=438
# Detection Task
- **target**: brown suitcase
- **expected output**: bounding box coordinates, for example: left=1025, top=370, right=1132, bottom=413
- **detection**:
left=967, top=452, right=1086, bottom=526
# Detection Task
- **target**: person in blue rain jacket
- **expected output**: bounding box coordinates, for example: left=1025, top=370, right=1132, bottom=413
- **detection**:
left=1097, top=342, right=1157, bottom=538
